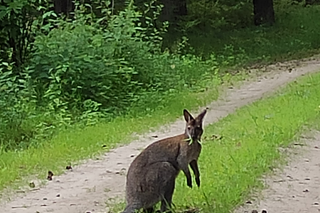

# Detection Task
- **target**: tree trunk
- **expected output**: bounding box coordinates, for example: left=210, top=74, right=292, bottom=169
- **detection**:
left=160, top=0, right=187, bottom=22
left=253, top=0, right=275, bottom=26
left=176, top=0, right=187, bottom=16
left=53, top=0, right=74, bottom=16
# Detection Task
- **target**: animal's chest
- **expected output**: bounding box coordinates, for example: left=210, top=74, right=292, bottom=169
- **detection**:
left=187, top=143, right=202, bottom=162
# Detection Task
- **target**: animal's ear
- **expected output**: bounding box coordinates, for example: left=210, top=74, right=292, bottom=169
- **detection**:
left=196, top=109, right=207, bottom=123
left=183, top=109, right=194, bottom=123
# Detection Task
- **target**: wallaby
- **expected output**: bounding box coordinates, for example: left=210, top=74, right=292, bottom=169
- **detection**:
left=122, top=109, right=207, bottom=213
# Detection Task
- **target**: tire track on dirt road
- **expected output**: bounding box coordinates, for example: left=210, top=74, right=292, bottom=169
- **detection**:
left=1, top=56, right=320, bottom=213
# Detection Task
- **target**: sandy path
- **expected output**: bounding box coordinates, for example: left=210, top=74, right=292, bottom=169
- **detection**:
left=0, top=57, right=320, bottom=213
left=234, top=131, right=320, bottom=213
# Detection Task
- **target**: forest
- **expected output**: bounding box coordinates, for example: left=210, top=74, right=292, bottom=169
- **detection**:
left=1, top=0, right=320, bottom=152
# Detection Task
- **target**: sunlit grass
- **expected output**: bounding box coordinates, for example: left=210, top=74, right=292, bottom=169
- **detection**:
left=172, top=71, right=320, bottom=212
left=0, top=75, right=224, bottom=193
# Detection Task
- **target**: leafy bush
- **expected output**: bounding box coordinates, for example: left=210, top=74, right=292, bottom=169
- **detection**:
left=0, top=60, right=64, bottom=151
left=0, top=0, right=220, bottom=151
left=27, top=2, right=216, bottom=116
left=0, top=61, right=33, bottom=150
left=0, top=0, right=53, bottom=68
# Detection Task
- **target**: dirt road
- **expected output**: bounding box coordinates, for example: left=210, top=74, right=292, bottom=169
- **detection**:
left=1, top=56, right=320, bottom=213
left=234, top=131, right=320, bottom=213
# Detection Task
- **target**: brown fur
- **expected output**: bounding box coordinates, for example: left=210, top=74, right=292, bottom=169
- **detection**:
left=122, top=109, right=207, bottom=213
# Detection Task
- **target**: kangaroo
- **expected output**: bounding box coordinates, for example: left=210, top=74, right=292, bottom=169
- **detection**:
left=122, top=109, right=207, bottom=213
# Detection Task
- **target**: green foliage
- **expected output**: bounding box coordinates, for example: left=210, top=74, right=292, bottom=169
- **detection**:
left=0, top=1, right=56, bottom=150
left=0, top=0, right=53, bottom=67
left=0, top=0, right=220, bottom=151
left=27, top=1, right=217, bottom=117
left=0, top=61, right=32, bottom=150
left=182, top=4, right=320, bottom=62
left=0, top=60, right=65, bottom=151
left=180, top=0, right=252, bottom=32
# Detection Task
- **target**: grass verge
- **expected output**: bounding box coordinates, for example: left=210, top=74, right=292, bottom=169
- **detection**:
left=0, top=73, right=232, bottom=193
left=170, top=71, right=320, bottom=212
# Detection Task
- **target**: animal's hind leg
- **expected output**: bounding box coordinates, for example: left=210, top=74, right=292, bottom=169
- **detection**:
left=143, top=207, right=155, bottom=213
left=160, top=178, right=175, bottom=212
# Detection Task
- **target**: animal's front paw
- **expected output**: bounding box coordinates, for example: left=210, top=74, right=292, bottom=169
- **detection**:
left=196, top=177, right=200, bottom=187
left=187, top=179, right=192, bottom=188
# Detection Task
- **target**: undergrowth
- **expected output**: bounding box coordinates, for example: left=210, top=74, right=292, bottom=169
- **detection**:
left=174, top=5, right=320, bottom=64
left=0, top=1, right=220, bottom=151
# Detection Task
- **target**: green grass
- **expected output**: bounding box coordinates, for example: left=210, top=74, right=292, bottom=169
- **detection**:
left=171, top=71, right=320, bottom=212
left=0, top=75, right=226, bottom=193
left=1, top=3, right=320, bottom=209
left=184, top=5, right=320, bottom=64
